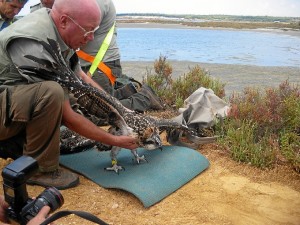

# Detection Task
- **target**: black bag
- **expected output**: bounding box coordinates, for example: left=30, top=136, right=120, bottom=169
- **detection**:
left=114, top=75, right=142, bottom=90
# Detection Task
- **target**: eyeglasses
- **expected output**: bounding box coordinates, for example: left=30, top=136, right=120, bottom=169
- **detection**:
left=65, top=15, right=99, bottom=38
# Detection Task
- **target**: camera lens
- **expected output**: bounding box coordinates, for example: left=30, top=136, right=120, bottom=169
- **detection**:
left=36, top=187, right=64, bottom=211
left=20, top=187, right=64, bottom=224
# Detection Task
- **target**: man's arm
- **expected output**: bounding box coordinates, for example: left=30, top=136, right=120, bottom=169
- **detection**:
left=62, top=99, right=138, bottom=149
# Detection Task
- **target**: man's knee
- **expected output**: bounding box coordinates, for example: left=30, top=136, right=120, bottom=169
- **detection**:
left=40, top=81, right=64, bottom=105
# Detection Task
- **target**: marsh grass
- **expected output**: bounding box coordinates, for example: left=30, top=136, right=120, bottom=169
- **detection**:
left=218, top=81, right=300, bottom=171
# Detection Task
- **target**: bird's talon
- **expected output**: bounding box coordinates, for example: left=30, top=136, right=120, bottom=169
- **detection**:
left=134, top=155, right=147, bottom=164
left=104, top=164, right=124, bottom=173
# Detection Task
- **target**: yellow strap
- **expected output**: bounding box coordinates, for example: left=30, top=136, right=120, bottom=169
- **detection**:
left=89, top=22, right=116, bottom=76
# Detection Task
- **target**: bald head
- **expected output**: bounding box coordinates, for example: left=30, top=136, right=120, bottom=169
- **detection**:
left=50, top=0, right=101, bottom=49
left=52, top=0, right=100, bottom=20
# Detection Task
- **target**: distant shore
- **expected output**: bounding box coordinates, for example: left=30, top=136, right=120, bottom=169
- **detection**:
left=121, top=61, right=300, bottom=96
left=117, top=22, right=300, bottom=37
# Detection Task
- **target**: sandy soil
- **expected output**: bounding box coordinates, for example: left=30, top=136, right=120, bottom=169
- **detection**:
left=62, top=145, right=300, bottom=225
left=0, top=140, right=299, bottom=225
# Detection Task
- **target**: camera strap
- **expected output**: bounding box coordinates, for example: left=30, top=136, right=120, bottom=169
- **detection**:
left=40, top=210, right=109, bottom=225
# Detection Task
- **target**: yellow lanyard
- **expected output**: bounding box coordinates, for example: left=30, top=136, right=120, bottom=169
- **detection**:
left=88, top=22, right=116, bottom=76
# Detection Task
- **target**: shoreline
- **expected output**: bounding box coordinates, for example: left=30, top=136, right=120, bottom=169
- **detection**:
left=117, top=22, right=300, bottom=37
left=121, top=61, right=300, bottom=96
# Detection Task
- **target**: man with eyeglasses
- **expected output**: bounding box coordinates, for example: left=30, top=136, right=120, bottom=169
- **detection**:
left=0, top=0, right=28, bottom=31
left=0, top=0, right=138, bottom=190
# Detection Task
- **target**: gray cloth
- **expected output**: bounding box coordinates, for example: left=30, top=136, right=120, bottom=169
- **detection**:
left=167, top=87, right=230, bottom=147
left=173, top=87, right=230, bottom=129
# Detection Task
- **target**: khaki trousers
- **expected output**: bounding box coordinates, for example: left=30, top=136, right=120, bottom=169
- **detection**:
left=0, top=81, right=64, bottom=172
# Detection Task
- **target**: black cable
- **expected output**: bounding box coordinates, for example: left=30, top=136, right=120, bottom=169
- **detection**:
left=40, top=210, right=109, bottom=225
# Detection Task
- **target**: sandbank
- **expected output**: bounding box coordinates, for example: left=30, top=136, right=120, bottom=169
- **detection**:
left=117, top=22, right=300, bottom=37
left=121, top=61, right=300, bottom=96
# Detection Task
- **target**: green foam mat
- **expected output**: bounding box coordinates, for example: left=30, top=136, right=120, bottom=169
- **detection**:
left=60, top=145, right=209, bottom=207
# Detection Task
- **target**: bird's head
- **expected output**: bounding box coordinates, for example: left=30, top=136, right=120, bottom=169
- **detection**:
left=139, top=126, right=162, bottom=150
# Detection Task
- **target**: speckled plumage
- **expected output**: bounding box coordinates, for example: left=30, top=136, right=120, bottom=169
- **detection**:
left=18, top=38, right=195, bottom=171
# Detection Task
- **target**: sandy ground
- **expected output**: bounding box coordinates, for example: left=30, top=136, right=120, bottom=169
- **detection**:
left=0, top=141, right=299, bottom=225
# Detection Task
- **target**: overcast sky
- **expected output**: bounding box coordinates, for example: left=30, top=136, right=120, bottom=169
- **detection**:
left=19, top=0, right=300, bottom=17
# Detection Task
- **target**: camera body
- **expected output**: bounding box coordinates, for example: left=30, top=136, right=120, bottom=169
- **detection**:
left=2, top=155, right=64, bottom=225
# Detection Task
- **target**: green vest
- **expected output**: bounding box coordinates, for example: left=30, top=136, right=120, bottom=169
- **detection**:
left=0, top=8, right=72, bottom=85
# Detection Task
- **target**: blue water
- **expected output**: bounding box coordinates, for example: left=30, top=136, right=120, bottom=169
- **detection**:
left=118, top=28, right=300, bottom=67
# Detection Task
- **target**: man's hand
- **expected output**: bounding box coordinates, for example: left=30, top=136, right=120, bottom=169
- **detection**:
left=114, top=135, right=139, bottom=150
left=27, top=206, right=53, bottom=225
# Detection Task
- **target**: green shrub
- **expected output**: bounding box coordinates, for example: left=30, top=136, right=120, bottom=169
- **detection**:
left=144, top=55, right=226, bottom=108
left=217, top=80, right=300, bottom=171
left=280, top=131, right=300, bottom=172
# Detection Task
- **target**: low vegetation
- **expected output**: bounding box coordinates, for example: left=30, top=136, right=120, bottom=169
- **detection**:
left=118, top=13, right=299, bottom=23
left=144, top=55, right=225, bottom=108
left=220, top=81, right=300, bottom=172
left=144, top=56, right=300, bottom=173
left=117, top=13, right=300, bottom=30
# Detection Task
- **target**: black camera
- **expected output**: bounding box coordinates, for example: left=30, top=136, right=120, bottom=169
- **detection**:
left=2, top=155, right=64, bottom=225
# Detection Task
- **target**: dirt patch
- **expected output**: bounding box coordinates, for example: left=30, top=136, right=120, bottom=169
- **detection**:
left=0, top=141, right=299, bottom=225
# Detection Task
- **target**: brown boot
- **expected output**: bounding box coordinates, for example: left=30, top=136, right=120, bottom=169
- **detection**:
left=27, top=167, right=79, bottom=190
